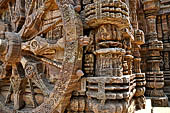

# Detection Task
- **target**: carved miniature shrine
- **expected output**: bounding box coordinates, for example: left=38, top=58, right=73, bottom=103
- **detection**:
left=0, top=0, right=169, bottom=113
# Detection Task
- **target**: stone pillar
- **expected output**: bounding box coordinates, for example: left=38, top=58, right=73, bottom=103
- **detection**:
left=157, top=14, right=170, bottom=100
left=81, top=0, right=136, bottom=113
left=143, top=0, right=168, bottom=107
left=129, top=0, right=146, bottom=110
left=133, top=42, right=146, bottom=110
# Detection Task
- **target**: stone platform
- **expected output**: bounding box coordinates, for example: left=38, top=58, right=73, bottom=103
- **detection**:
left=135, top=99, right=170, bottom=113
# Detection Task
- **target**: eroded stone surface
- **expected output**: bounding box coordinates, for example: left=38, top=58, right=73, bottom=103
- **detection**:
left=0, top=0, right=170, bottom=113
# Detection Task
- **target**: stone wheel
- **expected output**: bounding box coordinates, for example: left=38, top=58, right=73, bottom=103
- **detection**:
left=0, top=0, right=83, bottom=113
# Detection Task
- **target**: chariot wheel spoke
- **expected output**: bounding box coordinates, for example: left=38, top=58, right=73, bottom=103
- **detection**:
left=31, top=74, right=50, bottom=97
left=25, top=61, right=50, bottom=97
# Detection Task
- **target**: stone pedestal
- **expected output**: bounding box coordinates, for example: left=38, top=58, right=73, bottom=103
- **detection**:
left=145, top=38, right=168, bottom=106
left=86, top=76, right=136, bottom=113
left=145, top=39, right=168, bottom=107
left=134, top=73, right=146, bottom=109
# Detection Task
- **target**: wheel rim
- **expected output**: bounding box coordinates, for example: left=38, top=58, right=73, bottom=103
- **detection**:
left=0, top=0, right=83, bottom=112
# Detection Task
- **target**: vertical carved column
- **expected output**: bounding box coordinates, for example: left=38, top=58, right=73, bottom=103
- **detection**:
left=143, top=0, right=168, bottom=107
left=157, top=14, right=170, bottom=100
left=163, top=51, right=170, bottom=99
left=79, top=0, right=136, bottom=113
left=163, top=15, right=170, bottom=99
left=129, top=0, right=146, bottom=110
left=83, top=30, right=95, bottom=77
left=132, top=32, right=146, bottom=110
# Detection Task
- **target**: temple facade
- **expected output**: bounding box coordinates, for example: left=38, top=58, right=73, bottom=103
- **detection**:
left=0, top=0, right=169, bottom=113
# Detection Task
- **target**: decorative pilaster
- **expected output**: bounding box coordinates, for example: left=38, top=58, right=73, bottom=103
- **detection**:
left=143, top=0, right=168, bottom=107
left=80, top=0, right=136, bottom=112
left=129, top=0, right=146, bottom=110
left=133, top=36, right=146, bottom=110
left=157, top=14, right=170, bottom=100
